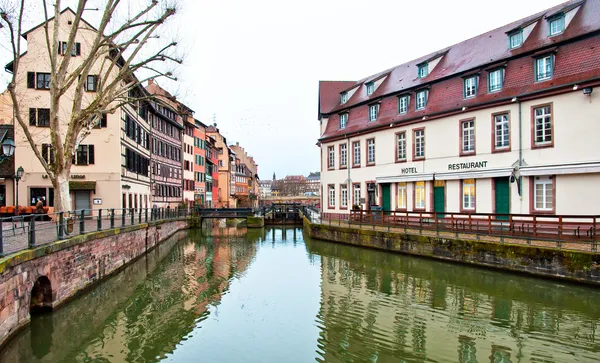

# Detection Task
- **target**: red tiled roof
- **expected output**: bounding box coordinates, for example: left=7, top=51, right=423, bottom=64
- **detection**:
left=318, top=81, right=356, bottom=117
left=319, top=0, right=600, bottom=140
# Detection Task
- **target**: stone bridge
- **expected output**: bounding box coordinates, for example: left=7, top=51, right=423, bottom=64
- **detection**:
left=0, top=218, right=190, bottom=347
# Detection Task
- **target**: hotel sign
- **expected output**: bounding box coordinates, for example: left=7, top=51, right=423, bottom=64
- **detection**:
left=447, top=161, right=488, bottom=170
left=401, top=167, right=418, bottom=174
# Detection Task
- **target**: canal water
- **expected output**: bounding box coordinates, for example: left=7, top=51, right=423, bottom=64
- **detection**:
left=1, top=227, right=599, bottom=362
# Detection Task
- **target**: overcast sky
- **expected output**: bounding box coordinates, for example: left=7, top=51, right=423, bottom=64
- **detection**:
left=1, top=0, right=566, bottom=179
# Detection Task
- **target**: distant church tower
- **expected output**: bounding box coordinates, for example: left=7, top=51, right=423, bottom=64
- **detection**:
left=273, top=172, right=276, bottom=181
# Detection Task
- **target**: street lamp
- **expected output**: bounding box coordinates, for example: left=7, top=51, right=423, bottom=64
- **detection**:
left=1, top=138, right=15, bottom=159
left=15, top=166, right=24, bottom=215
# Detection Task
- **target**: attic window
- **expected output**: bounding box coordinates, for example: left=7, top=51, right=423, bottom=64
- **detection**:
left=68, top=21, right=72, bottom=25
left=366, top=82, right=374, bottom=96
left=341, top=92, right=348, bottom=104
left=509, top=30, right=523, bottom=49
left=548, top=14, right=565, bottom=36
left=417, top=64, right=428, bottom=78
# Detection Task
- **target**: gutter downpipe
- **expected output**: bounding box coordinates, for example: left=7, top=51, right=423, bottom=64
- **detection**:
left=346, top=134, right=351, bottom=211
left=518, top=100, right=523, bottom=206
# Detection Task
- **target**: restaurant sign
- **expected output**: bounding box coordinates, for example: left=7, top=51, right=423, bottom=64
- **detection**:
left=447, top=161, right=488, bottom=170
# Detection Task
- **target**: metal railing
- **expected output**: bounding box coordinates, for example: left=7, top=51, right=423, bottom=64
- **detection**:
left=195, top=208, right=253, bottom=218
left=0, top=207, right=192, bottom=257
left=301, top=205, right=321, bottom=223
left=319, top=210, right=599, bottom=252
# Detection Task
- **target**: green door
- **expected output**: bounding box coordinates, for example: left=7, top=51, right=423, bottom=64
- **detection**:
left=381, top=184, right=391, bottom=212
left=434, top=186, right=445, bottom=217
left=495, top=177, right=510, bottom=220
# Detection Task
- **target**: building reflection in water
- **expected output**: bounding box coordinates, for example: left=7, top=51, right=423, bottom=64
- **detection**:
left=306, top=238, right=600, bottom=363
left=0, top=228, right=259, bottom=363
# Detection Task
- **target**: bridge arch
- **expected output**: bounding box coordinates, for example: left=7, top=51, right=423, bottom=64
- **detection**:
left=30, top=276, right=53, bottom=314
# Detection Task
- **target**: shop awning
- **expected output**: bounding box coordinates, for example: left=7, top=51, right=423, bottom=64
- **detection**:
left=434, top=168, right=512, bottom=180
left=520, top=162, right=600, bottom=176
left=69, top=181, right=96, bottom=191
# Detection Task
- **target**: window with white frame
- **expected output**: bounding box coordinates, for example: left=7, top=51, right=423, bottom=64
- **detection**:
left=396, top=132, right=406, bottom=161
left=464, top=76, right=477, bottom=98
left=416, top=90, right=428, bottom=110
left=340, top=144, right=347, bottom=167
left=549, top=15, right=565, bottom=36
left=341, top=92, right=348, bottom=104
left=462, top=179, right=475, bottom=210
left=534, top=176, right=553, bottom=211
left=353, top=141, right=361, bottom=166
left=414, top=181, right=425, bottom=209
left=535, top=55, right=553, bottom=81
left=461, top=120, right=475, bottom=153
left=328, top=185, right=335, bottom=207
left=367, top=139, right=375, bottom=164
left=494, top=113, right=510, bottom=149
left=341, top=185, right=348, bottom=208
left=418, top=64, right=428, bottom=78
left=509, top=30, right=523, bottom=49
left=340, top=113, right=348, bottom=129
left=397, top=182, right=407, bottom=209
left=398, top=95, right=409, bottom=114
left=488, top=69, right=504, bottom=92
left=353, top=184, right=361, bottom=206
left=366, top=82, right=374, bottom=95
left=369, top=104, right=379, bottom=121
left=328, top=146, right=335, bottom=168
left=534, top=106, right=552, bottom=145
left=414, top=129, right=425, bottom=159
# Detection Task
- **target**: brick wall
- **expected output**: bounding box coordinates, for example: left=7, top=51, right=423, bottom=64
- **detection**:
left=0, top=219, right=189, bottom=347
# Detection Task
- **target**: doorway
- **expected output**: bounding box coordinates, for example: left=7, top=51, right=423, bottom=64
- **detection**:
left=494, top=177, right=510, bottom=220
left=434, top=181, right=445, bottom=218
left=381, top=184, right=391, bottom=212
left=74, top=191, right=91, bottom=215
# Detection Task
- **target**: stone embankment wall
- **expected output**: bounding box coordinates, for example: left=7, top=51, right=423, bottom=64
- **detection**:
left=304, top=218, right=600, bottom=286
left=0, top=219, right=190, bottom=347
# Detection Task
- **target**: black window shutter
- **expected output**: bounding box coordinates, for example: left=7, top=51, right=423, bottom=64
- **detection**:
left=100, top=114, right=107, bottom=128
left=72, top=152, right=76, bottom=165
left=42, top=144, right=48, bottom=163
left=29, top=108, right=36, bottom=126
left=27, top=72, right=35, bottom=88
left=57, top=41, right=62, bottom=55
left=88, top=145, right=95, bottom=164
left=76, top=42, right=81, bottom=56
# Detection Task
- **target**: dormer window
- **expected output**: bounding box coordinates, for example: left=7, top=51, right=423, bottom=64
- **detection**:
left=509, top=30, right=523, bottom=49
left=463, top=76, right=478, bottom=99
left=368, top=104, right=379, bottom=121
left=549, top=14, right=565, bottom=36
left=339, top=113, right=348, bottom=129
left=416, top=90, right=428, bottom=110
left=341, top=92, right=348, bottom=104
left=366, top=82, right=374, bottom=96
left=418, top=64, right=428, bottom=78
left=535, top=55, right=554, bottom=81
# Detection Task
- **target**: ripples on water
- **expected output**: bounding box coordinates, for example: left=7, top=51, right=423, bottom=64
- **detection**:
left=0, top=227, right=599, bottom=363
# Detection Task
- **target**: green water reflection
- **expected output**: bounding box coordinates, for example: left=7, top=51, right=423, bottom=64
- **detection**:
left=0, top=227, right=599, bottom=362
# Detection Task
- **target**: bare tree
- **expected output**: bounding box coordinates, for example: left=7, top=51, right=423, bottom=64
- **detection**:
left=0, top=0, right=181, bottom=211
